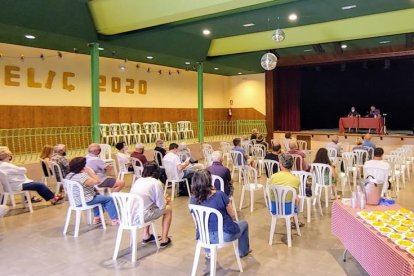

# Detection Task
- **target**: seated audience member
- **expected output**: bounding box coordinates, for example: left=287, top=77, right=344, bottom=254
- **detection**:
left=115, top=142, right=133, bottom=172
left=51, top=144, right=70, bottom=179
left=190, top=169, right=251, bottom=258
left=264, top=144, right=282, bottom=177
left=66, top=157, right=119, bottom=225
left=362, top=134, right=376, bottom=159
left=0, top=149, right=63, bottom=205
left=282, top=132, right=295, bottom=151
left=163, top=143, right=194, bottom=196
left=352, top=137, right=365, bottom=151
left=368, top=105, right=381, bottom=118
left=178, top=142, right=197, bottom=164
left=326, top=135, right=342, bottom=157
left=348, top=106, right=360, bottom=117
left=85, top=143, right=124, bottom=192
left=255, top=134, right=267, bottom=148
left=207, top=151, right=233, bottom=196
left=313, top=148, right=338, bottom=198
left=269, top=154, right=304, bottom=228
left=130, top=143, right=148, bottom=165
left=154, top=139, right=167, bottom=160
left=40, top=145, right=54, bottom=165
left=363, top=148, right=390, bottom=196
left=130, top=162, right=172, bottom=248
left=288, top=141, right=310, bottom=171
left=233, top=138, right=251, bottom=166
left=250, top=128, right=258, bottom=140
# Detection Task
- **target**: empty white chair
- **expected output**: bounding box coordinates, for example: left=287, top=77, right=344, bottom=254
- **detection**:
left=363, top=166, right=390, bottom=197
left=291, top=171, right=320, bottom=222
left=99, top=124, right=112, bottom=144
left=116, top=155, right=136, bottom=184
left=383, top=154, right=402, bottom=196
left=202, top=148, right=213, bottom=167
left=153, top=150, right=164, bottom=168
left=151, top=122, right=166, bottom=141
left=39, top=159, right=53, bottom=186
left=163, top=122, right=178, bottom=141
left=112, top=192, right=160, bottom=262
left=211, top=175, right=238, bottom=221
left=297, top=140, right=307, bottom=151
left=188, top=204, right=243, bottom=276
left=0, top=171, right=33, bottom=213
left=163, top=159, right=190, bottom=201
left=252, top=146, right=265, bottom=177
left=120, top=123, right=134, bottom=145
left=130, top=157, right=144, bottom=180
left=109, top=123, right=125, bottom=145
left=99, top=144, right=118, bottom=177
left=239, top=166, right=266, bottom=212
left=291, top=154, right=304, bottom=171
left=266, top=185, right=301, bottom=247
left=230, top=151, right=245, bottom=181
left=131, top=123, right=147, bottom=143
left=311, top=163, right=337, bottom=211
left=50, top=161, right=64, bottom=195
left=219, top=141, right=232, bottom=167
left=143, top=122, right=155, bottom=142
left=62, top=179, right=106, bottom=237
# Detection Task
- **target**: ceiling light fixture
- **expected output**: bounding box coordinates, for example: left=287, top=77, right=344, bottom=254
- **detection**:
left=379, top=40, right=391, bottom=44
left=214, top=67, right=219, bottom=70
left=147, top=56, right=154, bottom=59
left=24, top=34, right=36, bottom=39
left=237, top=72, right=242, bottom=75
left=243, top=23, right=255, bottom=27
left=341, top=44, right=348, bottom=49
left=119, top=65, right=126, bottom=70
left=288, top=14, right=298, bottom=21
left=272, top=17, right=285, bottom=42
left=185, top=61, right=191, bottom=65
left=261, top=52, right=278, bottom=71
left=341, top=5, right=357, bottom=10
left=304, top=49, right=313, bottom=52
left=98, top=47, right=104, bottom=50
left=203, top=29, right=211, bottom=35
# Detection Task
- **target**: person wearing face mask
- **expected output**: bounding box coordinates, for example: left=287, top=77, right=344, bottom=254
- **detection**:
left=348, top=106, right=360, bottom=117
left=130, top=143, right=148, bottom=165
left=0, top=149, right=64, bottom=205
left=85, top=143, right=124, bottom=192
left=51, top=144, right=70, bottom=179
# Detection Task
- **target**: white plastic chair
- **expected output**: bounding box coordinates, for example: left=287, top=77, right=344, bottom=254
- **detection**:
left=383, top=154, right=402, bottom=196
left=163, top=159, right=190, bottom=201
left=340, top=152, right=357, bottom=193
left=131, top=123, right=147, bottom=143
left=143, top=122, right=156, bottom=142
left=311, top=163, right=337, bottom=211
left=211, top=175, right=238, bottom=221
left=263, top=159, right=280, bottom=183
left=230, top=151, right=245, bottom=181
left=163, top=122, right=178, bottom=141
left=40, top=159, right=53, bottom=186
left=50, top=161, right=64, bottom=195
left=112, top=192, right=160, bottom=262
left=363, top=166, right=390, bottom=197
left=151, top=122, right=166, bottom=141
left=99, top=124, right=112, bottom=144
left=291, top=154, right=304, bottom=171
left=62, top=179, right=106, bottom=237
left=266, top=185, right=301, bottom=247
left=188, top=204, right=243, bottom=276
left=153, top=150, right=164, bottom=168
left=239, top=166, right=266, bottom=212
left=99, top=144, right=118, bottom=177
left=297, top=140, right=307, bottom=151
left=120, top=123, right=134, bottom=145
left=177, top=121, right=194, bottom=140
left=220, top=141, right=232, bottom=167
left=252, top=146, right=265, bottom=177
left=116, top=154, right=136, bottom=183
left=291, top=171, right=321, bottom=222
left=202, top=148, right=213, bottom=167
left=109, top=123, right=125, bottom=145
left=0, top=171, right=33, bottom=213
left=130, top=157, right=144, bottom=180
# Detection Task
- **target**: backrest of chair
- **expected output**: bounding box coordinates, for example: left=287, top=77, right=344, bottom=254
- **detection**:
left=291, top=171, right=312, bottom=198
left=253, top=147, right=265, bottom=159
left=176, top=121, right=185, bottom=132
left=131, top=123, right=142, bottom=134
left=143, top=122, right=152, bottom=134
left=220, top=141, right=231, bottom=153
left=116, top=154, right=130, bottom=173
left=120, top=123, right=131, bottom=135
left=241, top=143, right=252, bottom=156
left=291, top=154, right=303, bottom=171
left=153, top=151, right=164, bottom=167
left=188, top=204, right=224, bottom=245
left=364, top=147, right=374, bottom=160
left=241, top=166, right=258, bottom=186
left=63, top=179, right=88, bottom=207
left=211, top=175, right=225, bottom=192
left=99, top=144, right=112, bottom=160
left=130, top=157, right=143, bottom=178
left=230, top=150, right=244, bottom=166
left=112, top=192, right=145, bottom=227
left=183, top=121, right=192, bottom=131
left=363, top=166, right=389, bottom=184
left=163, top=122, right=173, bottom=132
left=342, top=152, right=356, bottom=171
left=40, top=159, right=52, bottom=177
left=163, top=159, right=179, bottom=180
left=353, top=149, right=368, bottom=165
left=297, top=140, right=307, bottom=151
left=341, top=142, right=350, bottom=152
left=99, top=124, right=110, bottom=136
left=311, top=163, right=332, bottom=185
left=266, top=185, right=296, bottom=216
left=327, top=148, right=338, bottom=158
left=263, top=159, right=279, bottom=178
left=151, top=122, right=162, bottom=133
left=50, top=161, right=64, bottom=183
left=110, top=123, right=121, bottom=135
left=0, top=171, right=13, bottom=193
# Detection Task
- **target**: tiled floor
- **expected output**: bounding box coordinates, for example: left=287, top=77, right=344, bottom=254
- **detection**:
left=1, top=171, right=413, bottom=276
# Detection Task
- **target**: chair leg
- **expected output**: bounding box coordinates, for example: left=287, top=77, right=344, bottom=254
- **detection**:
left=63, top=208, right=72, bottom=235
left=112, top=227, right=123, bottom=260
left=233, top=241, right=243, bottom=272
left=210, top=247, right=217, bottom=276
left=294, top=214, right=301, bottom=236
left=286, top=217, right=292, bottom=247
left=151, top=222, right=160, bottom=249
left=239, top=187, right=245, bottom=211
left=99, top=205, right=107, bottom=230
left=74, top=210, right=81, bottom=237
left=131, top=228, right=137, bottom=262
left=191, top=242, right=202, bottom=276
left=24, top=192, right=33, bottom=213
left=306, top=199, right=311, bottom=223
left=250, top=188, right=254, bottom=212
left=324, top=186, right=329, bottom=208
left=185, top=179, right=191, bottom=198
left=269, top=216, right=276, bottom=245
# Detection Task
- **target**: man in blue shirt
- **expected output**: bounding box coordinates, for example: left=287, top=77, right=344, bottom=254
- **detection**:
left=207, top=151, right=233, bottom=196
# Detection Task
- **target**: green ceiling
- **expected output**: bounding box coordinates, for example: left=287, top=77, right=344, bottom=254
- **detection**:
left=0, top=0, right=413, bottom=76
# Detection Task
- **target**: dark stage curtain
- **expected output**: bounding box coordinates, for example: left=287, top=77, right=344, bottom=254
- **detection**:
left=274, top=67, right=301, bottom=131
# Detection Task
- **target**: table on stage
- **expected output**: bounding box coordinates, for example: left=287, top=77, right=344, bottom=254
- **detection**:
left=331, top=201, right=414, bottom=276
left=339, top=117, right=384, bottom=134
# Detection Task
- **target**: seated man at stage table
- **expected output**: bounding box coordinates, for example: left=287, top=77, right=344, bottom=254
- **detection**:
left=326, top=135, right=342, bottom=157
left=367, top=105, right=381, bottom=117
left=86, top=143, right=125, bottom=192
left=347, top=106, right=360, bottom=117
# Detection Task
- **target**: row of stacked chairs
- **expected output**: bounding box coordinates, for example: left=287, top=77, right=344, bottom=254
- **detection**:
left=99, top=121, right=194, bottom=145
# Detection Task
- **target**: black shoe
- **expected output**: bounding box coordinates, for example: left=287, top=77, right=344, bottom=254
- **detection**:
left=142, top=234, right=156, bottom=244
left=159, top=237, right=171, bottom=248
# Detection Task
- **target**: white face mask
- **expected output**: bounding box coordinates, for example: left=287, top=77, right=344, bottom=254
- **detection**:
left=351, top=108, right=355, bottom=112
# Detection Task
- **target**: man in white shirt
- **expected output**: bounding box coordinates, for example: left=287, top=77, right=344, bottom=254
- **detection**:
left=363, top=148, right=390, bottom=196
left=85, top=143, right=124, bottom=192
left=163, top=143, right=193, bottom=196
left=0, top=149, right=62, bottom=204
left=326, top=135, right=342, bottom=157
left=130, top=162, right=172, bottom=248
left=115, top=142, right=133, bottom=172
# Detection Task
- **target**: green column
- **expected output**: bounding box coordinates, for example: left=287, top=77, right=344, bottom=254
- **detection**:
left=196, top=62, right=204, bottom=143
left=89, top=43, right=100, bottom=143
